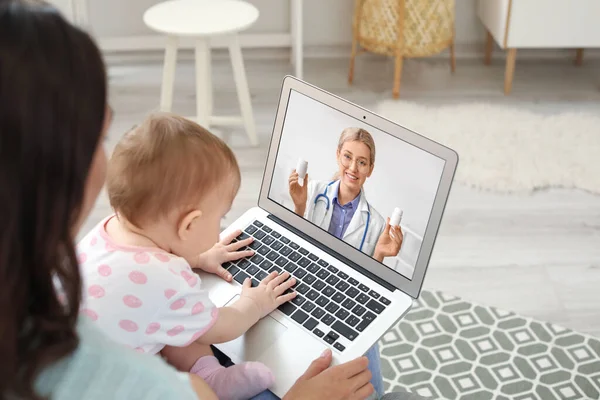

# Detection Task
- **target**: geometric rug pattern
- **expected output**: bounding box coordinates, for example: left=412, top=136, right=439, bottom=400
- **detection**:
left=379, top=290, right=600, bottom=399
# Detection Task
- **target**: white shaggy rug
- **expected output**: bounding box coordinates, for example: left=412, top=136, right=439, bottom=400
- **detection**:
left=376, top=102, right=600, bottom=194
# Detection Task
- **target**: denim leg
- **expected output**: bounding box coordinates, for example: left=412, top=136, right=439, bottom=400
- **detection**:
left=249, top=390, right=279, bottom=400
left=366, top=344, right=385, bottom=399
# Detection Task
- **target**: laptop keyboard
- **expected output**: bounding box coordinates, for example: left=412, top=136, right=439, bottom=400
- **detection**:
left=222, top=220, right=391, bottom=352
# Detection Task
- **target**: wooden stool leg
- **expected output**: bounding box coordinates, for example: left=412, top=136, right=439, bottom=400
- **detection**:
left=392, top=52, right=404, bottom=99
left=348, top=35, right=358, bottom=84
left=194, top=38, right=210, bottom=128
left=484, top=30, right=493, bottom=66
left=575, top=48, right=584, bottom=66
left=504, top=48, right=517, bottom=95
left=228, top=35, right=258, bottom=146
left=449, top=40, right=456, bottom=73
left=160, top=35, right=179, bottom=112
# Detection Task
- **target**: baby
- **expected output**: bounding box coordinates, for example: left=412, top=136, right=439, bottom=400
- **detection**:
left=77, top=113, right=297, bottom=400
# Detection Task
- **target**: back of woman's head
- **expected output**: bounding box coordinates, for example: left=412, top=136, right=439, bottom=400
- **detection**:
left=0, top=1, right=106, bottom=398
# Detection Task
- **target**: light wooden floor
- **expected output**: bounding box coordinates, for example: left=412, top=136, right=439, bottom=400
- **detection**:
left=84, top=55, right=600, bottom=336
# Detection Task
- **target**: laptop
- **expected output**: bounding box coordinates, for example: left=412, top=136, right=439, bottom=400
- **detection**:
left=199, top=76, right=458, bottom=397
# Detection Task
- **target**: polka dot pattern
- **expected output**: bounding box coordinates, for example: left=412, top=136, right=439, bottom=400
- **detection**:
left=164, top=289, right=177, bottom=299
left=128, top=271, right=148, bottom=284
left=90, top=236, right=97, bottom=246
left=81, top=308, right=98, bottom=321
left=146, top=322, right=161, bottom=334
left=119, top=319, right=138, bottom=332
left=88, top=285, right=105, bottom=298
left=78, top=253, right=87, bottom=264
left=155, top=253, right=170, bottom=262
left=167, top=325, right=184, bottom=337
left=98, top=264, right=112, bottom=277
left=170, top=298, right=186, bottom=310
left=192, top=302, right=205, bottom=315
left=123, top=295, right=143, bottom=308
left=134, top=252, right=150, bottom=264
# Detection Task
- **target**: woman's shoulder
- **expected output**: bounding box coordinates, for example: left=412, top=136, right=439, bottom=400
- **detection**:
left=36, top=318, right=196, bottom=400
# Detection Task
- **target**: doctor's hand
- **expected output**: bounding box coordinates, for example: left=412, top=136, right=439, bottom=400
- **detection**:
left=288, top=169, right=308, bottom=216
left=191, top=229, right=255, bottom=282
left=373, top=217, right=403, bottom=262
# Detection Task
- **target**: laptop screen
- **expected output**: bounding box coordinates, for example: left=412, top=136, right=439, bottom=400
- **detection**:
left=267, top=90, right=446, bottom=281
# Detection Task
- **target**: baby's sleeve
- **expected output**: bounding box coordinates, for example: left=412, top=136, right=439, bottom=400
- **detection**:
left=145, top=269, right=219, bottom=347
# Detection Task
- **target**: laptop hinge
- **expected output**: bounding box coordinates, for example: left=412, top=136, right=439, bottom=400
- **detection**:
left=267, top=214, right=396, bottom=293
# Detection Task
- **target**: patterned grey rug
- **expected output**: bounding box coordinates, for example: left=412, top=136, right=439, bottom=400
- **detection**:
left=379, top=290, right=600, bottom=400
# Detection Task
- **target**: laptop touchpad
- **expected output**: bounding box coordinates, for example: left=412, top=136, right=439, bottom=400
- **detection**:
left=217, top=295, right=288, bottom=361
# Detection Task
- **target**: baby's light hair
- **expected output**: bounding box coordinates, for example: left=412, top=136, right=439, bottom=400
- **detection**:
left=107, top=112, right=240, bottom=227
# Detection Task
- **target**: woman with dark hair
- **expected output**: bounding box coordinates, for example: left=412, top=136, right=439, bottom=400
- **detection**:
left=0, top=1, right=378, bottom=399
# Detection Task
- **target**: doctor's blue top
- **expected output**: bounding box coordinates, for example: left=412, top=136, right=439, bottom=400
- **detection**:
left=328, top=193, right=361, bottom=239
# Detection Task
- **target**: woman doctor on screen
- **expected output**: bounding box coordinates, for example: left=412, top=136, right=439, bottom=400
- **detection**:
left=288, top=127, right=402, bottom=262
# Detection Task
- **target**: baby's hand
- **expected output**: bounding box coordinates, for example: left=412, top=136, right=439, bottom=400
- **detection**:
left=193, top=229, right=254, bottom=282
left=240, top=271, right=297, bottom=319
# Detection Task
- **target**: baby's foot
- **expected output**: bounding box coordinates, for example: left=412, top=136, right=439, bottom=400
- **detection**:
left=191, top=356, right=274, bottom=400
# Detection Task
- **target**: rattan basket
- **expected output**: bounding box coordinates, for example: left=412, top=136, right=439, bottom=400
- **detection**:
left=349, top=0, right=455, bottom=98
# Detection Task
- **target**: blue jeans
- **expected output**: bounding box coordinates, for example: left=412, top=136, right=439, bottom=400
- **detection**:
left=250, top=344, right=384, bottom=400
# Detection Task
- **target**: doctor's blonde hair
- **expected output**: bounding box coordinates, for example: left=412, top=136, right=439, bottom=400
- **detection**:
left=332, top=127, right=376, bottom=180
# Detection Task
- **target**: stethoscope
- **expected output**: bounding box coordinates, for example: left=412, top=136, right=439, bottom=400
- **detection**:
left=314, top=181, right=371, bottom=251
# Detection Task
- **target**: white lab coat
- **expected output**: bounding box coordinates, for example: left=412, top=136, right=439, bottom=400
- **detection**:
left=303, top=180, right=385, bottom=257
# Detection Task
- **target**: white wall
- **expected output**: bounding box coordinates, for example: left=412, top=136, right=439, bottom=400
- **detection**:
left=268, top=90, right=445, bottom=279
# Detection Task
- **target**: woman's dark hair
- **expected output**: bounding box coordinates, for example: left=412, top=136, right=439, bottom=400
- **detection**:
left=0, top=1, right=107, bottom=398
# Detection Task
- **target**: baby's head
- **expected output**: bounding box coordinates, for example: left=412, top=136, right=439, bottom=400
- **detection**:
left=107, top=112, right=240, bottom=259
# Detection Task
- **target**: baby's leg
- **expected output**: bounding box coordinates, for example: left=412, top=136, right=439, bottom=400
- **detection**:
left=161, top=343, right=274, bottom=400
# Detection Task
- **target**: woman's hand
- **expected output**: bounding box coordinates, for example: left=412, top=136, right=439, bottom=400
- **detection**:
left=373, top=217, right=403, bottom=262
left=239, top=271, right=297, bottom=319
left=288, top=169, right=308, bottom=216
left=191, top=229, right=254, bottom=282
left=283, top=349, right=374, bottom=400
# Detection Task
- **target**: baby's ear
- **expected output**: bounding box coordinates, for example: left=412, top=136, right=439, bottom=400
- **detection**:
left=177, top=209, right=203, bottom=240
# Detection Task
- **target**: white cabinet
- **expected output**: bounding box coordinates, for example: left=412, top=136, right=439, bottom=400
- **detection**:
left=477, top=0, right=600, bottom=94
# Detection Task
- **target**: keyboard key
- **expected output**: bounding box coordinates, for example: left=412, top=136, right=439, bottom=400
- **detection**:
left=296, top=284, right=310, bottom=294
left=326, top=331, right=339, bottom=341
left=280, top=246, right=292, bottom=256
left=247, top=265, right=259, bottom=275
left=298, top=247, right=309, bottom=255
left=322, top=286, right=335, bottom=297
left=251, top=279, right=260, bottom=287
left=289, top=242, right=299, bottom=250
left=280, top=236, right=290, bottom=244
left=291, top=296, right=305, bottom=306
left=316, top=296, right=329, bottom=308
left=313, top=328, right=325, bottom=338
left=313, top=280, right=326, bottom=291
left=358, top=284, right=369, bottom=292
left=335, top=281, right=350, bottom=292
left=380, top=296, right=391, bottom=306
left=271, top=231, right=281, bottom=239
left=252, top=220, right=264, bottom=227
left=316, top=270, right=330, bottom=280
left=278, top=301, right=296, bottom=315
left=228, top=265, right=240, bottom=277
left=306, top=289, right=319, bottom=301
left=254, top=230, right=266, bottom=240
left=366, top=299, right=385, bottom=314
left=234, top=271, right=249, bottom=284
left=237, top=232, right=250, bottom=241
left=302, top=301, right=316, bottom=313
left=262, top=226, right=272, bottom=233
left=293, top=268, right=307, bottom=279
left=363, top=311, right=376, bottom=323
left=250, top=254, right=264, bottom=265
left=256, top=271, right=268, bottom=281
left=271, top=241, right=284, bottom=251
left=303, top=317, right=318, bottom=331
left=335, top=309, right=350, bottom=320
left=260, top=260, right=273, bottom=270
left=289, top=252, right=301, bottom=262
left=311, top=307, right=325, bottom=319
left=346, top=287, right=360, bottom=298
left=327, top=265, right=339, bottom=273
left=249, top=241, right=261, bottom=250
left=298, top=257, right=310, bottom=268
left=284, top=263, right=298, bottom=273
left=245, top=225, right=257, bottom=234
left=326, top=275, right=340, bottom=286
left=262, top=235, right=275, bottom=245
left=356, top=293, right=370, bottom=304
left=352, top=305, right=366, bottom=317
left=356, top=317, right=373, bottom=332
left=269, top=266, right=282, bottom=274
left=333, top=342, right=346, bottom=352
left=304, top=274, right=316, bottom=285
left=332, top=292, right=346, bottom=304
left=291, top=310, right=308, bottom=324
left=323, top=335, right=335, bottom=344
left=348, top=277, right=359, bottom=286
left=337, top=271, right=349, bottom=280
left=346, top=315, right=360, bottom=327
left=342, top=298, right=356, bottom=310
left=308, top=253, right=319, bottom=261
left=332, top=321, right=358, bottom=341
left=275, top=257, right=288, bottom=267
left=238, top=259, right=250, bottom=269
left=368, top=290, right=380, bottom=299
left=223, top=261, right=233, bottom=270
left=307, top=263, right=319, bottom=274
left=266, top=251, right=279, bottom=261
left=321, top=314, right=335, bottom=326
left=257, top=245, right=270, bottom=256
left=317, top=260, right=328, bottom=267
left=325, top=302, right=339, bottom=314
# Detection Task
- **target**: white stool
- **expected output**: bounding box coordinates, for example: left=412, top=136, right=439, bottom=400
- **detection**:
left=143, top=0, right=259, bottom=146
